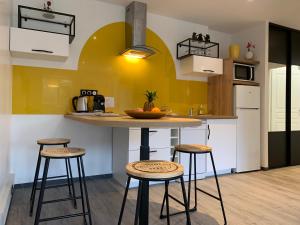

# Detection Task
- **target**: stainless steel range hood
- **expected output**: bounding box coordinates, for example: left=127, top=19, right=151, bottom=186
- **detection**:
left=121, top=1, right=155, bottom=59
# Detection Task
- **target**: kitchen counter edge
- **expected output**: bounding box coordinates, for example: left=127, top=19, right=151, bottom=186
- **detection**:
left=167, top=115, right=238, bottom=119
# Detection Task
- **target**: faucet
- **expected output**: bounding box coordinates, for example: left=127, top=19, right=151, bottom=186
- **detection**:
left=188, top=108, right=194, bottom=116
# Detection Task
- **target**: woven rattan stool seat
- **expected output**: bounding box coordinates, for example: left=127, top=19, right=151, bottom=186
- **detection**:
left=41, top=147, right=85, bottom=158
left=175, top=144, right=212, bottom=153
left=126, top=160, right=184, bottom=180
left=37, top=138, right=70, bottom=145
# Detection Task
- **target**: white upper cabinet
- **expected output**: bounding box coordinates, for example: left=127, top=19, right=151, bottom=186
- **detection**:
left=10, top=27, right=69, bottom=61
left=179, top=55, right=223, bottom=77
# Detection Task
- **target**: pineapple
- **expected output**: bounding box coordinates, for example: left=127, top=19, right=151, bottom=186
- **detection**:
left=143, top=90, right=157, bottom=112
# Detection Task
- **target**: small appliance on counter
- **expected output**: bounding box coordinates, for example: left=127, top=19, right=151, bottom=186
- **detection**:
left=72, top=96, right=88, bottom=113
left=93, top=95, right=105, bottom=112
left=72, top=90, right=106, bottom=113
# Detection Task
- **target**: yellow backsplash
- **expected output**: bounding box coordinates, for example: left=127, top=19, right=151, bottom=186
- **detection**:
left=12, top=22, right=207, bottom=115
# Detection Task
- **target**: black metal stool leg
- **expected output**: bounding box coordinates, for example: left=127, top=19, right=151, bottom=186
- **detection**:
left=193, top=153, right=198, bottom=210
left=118, top=176, right=131, bottom=225
left=63, top=144, right=72, bottom=198
left=65, top=159, right=72, bottom=194
left=159, top=150, right=177, bottom=219
left=165, top=181, right=171, bottom=225
left=34, top=157, right=50, bottom=225
left=210, top=152, right=227, bottom=225
left=180, top=177, right=191, bottom=225
left=172, top=149, right=177, bottom=162
left=77, top=157, right=88, bottom=225
left=187, top=153, right=192, bottom=208
left=160, top=151, right=197, bottom=220
left=134, top=181, right=142, bottom=225
left=68, top=158, right=77, bottom=208
left=29, top=144, right=43, bottom=216
left=80, top=157, right=92, bottom=225
left=159, top=192, right=167, bottom=219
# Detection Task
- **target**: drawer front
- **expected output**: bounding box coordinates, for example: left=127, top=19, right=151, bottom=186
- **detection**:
left=129, top=148, right=170, bottom=162
left=129, top=128, right=170, bottom=150
left=149, top=148, right=170, bottom=161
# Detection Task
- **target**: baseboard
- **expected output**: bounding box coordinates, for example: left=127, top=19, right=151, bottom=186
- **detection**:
left=0, top=174, right=14, bottom=225
left=13, top=173, right=113, bottom=189
left=205, top=169, right=233, bottom=177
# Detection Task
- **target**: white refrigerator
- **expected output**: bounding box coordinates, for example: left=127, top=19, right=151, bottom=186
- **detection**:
left=234, top=85, right=261, bottom=172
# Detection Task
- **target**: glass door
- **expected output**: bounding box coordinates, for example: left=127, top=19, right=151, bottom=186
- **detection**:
left=268, top=24, right=288, bottom=168
left=269, top=24, right=300, bottom=168
left=290, top=31, right=300, bottom=165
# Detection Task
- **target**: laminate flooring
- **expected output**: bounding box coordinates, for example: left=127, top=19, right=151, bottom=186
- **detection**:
left=6, top=166, right=300, bottom=225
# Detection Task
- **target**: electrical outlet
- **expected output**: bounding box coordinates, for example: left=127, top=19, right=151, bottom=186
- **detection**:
left=105, top=97, right=115, bottom=108
left=80, top=89, right=98, bottom=96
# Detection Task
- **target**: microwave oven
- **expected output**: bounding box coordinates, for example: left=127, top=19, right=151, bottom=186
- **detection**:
left=233, top=63, right=255, bottom=81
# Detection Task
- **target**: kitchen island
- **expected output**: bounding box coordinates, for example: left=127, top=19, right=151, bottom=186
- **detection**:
left=65, top=114, right=201, bottom=225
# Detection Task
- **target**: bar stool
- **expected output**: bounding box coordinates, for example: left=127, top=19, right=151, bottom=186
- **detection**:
left=34, top=147, right=92, bottom=225
left=160, top=144, right=227, bottom=225
left=29, top=138, right=76, bottom=216
left=118, top=160, right=191, bottom=225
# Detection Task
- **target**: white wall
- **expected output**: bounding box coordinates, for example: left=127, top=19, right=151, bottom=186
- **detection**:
left=10, top=115, right=113, bottom=184
left=233, top=22, right=269, bottom=168
left=208, top=29, right=232, bottom=59
left=0, top=0, right=12, bottom=224
left=11, top=0, right=232, bottom=82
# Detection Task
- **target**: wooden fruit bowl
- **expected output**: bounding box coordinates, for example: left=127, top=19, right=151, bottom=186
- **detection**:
left=125, top=110, right=166, bottom=119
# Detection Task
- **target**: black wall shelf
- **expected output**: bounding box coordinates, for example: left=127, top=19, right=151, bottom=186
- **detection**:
left=18, top=5, right=75, bottom=44
left=177, top=38, right=220, bottom=60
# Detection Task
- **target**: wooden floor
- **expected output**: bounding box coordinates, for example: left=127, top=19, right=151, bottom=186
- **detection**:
left=6, top=166, right=300, bottom=225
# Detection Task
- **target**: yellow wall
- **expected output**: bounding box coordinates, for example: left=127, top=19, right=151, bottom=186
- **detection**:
left=13, top=22, right=207, bottom=115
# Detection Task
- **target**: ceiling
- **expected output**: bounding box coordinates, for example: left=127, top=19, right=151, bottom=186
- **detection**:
left=98, top=0, right=300, bottom=33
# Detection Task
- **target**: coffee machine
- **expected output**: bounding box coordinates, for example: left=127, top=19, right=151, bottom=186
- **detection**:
left=93, top=95, right=105, bottom=112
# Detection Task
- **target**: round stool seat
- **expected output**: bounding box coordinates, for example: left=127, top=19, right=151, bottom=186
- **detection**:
left=37, top=138, right=70, bottom=146
left=126, top=160, right=184, bottom=180
left=41, top=147, right=85, bottom=158
left=175, top=144, right=212, bottom=153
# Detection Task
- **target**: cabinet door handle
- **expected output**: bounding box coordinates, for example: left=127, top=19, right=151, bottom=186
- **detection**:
left=208, top=124, right=211, bottom=140
left=149, top=130, right=158, bottom=133
left=203, top=69, right=215, bottom=73
left=150, top=150, right=158, bottom=153
left=31, top=49, right=54, bottom=54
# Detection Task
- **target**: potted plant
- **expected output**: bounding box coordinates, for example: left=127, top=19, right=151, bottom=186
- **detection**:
left=245, top=42, right=255, bottom=60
